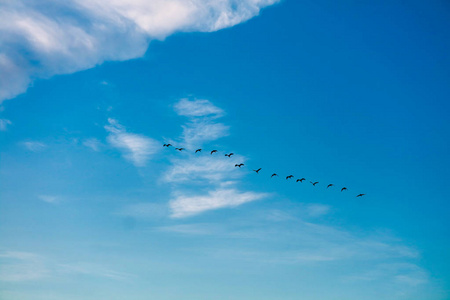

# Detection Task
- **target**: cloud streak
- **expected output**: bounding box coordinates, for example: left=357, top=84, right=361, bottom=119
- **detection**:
left=22, top=141, right=46, bottom=152
left=164, top=155, right=244, bottom=183
left=160, top=98, right=266, bottom=218
left=105, top=118, right=160, bottom=167
left=174, top=98, right=225, bottom=118
left=0, top=0, right=279, bottom=103
left=173, top=98, right=229, bottom=149
left=38, top=195, right=60, bottom=204
left=170, top=188, right=267, bottom=218
left=0, top=119, right=11, bottom=131
left=0, top=251, right=48, bottom=282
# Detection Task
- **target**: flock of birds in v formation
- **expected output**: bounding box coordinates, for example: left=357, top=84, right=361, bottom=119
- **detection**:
left=163, top=144, right=366, bottom=197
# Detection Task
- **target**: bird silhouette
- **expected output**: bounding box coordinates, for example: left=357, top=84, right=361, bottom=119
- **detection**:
left=161, top=142, right=362, bottom=198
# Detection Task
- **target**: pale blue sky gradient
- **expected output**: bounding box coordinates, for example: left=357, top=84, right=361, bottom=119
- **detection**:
left=1, top=0, right=449, bottom=299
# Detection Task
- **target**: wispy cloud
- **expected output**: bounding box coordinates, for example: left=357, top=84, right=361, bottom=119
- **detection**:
left=0, top=118, right=11, bottom=131
left=156, top=223, right=219, bottom=235
left=105, top=118, right=160, bottom=167
left=0, top=251, right=48, bottom=282
left=164, top=155, right=244, bottom=183
left=161, top=98, right=267, bottom=218
left=156, top=212, right=431, bottom=298
left=116, top=202, right=168, bottom=220
left=174, top=98, right=225, bottom=118
left=82, top=138, right=102, bottom=152
left=174, top=98, right=229, bottom=149
left=0, top=250, right=134, bottom=282
left=181, top=120, right=229, bottom=149
left=58, top=263, right=134, bottom=281
left=344, top=262, right=428, bottom=285
left=38, top=195, right=60, bottom=204
left=0, top=0, right=279, bottom=103
left=305, top=204, right=331, bottom=217
left=170, top=188, right=267, bottom=218
left=22, top=141, right=46, bottom=152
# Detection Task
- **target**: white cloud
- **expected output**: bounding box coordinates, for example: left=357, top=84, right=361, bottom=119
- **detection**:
left=0, top=250, right=133, bottom=282
left=342, top=263, right=430, bottom=297
left=306, top=204, right=331, bottom=217
left=38, top=195, right=60, bottom=204
left=0, top=118, right=11, bottom=131
left=22, top=141, right=46, bottom=152
left=173, top=99, right=229, bottom=149
left=162, top=98, right=266, bottom=218
left=170, top=188, right=267, bottom=218
left=116, top=202, right=168, bottom=219
left=181, top=120, right=229, bottom=149
left=58, top=263, right=134, bottom=281
left=83, top=137, right=102, bottom=151
left=164, top=155, right=244, bottom=183
left=156, top=223, right=218, bottom=235
left=174, top=98, right=224, bottom=118
left=0, top=0, right=279, bottom=103
left=105, top=118, right=160, bottom=167
left=0, top=251, right=48, bottom=282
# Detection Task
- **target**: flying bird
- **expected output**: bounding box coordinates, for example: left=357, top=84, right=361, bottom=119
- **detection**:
left=271, top=173, right=278, bottom=177
left=195, top=149, right=202, bottom=153
left=175, top=147, right=185, bottom=151
left=341, top=187, right=347, bottom=192
left=210, top=150, right=218, bottom=155
left=327, top=184, right=334, bottom=188
left=235, top=163, right=244, bottom=168
left=286, top=175, right=294, bottom=180
left=297, top=178, right=306, bottom=182
left=356, top=194, right=365, bottom=197
left=163, top=144, right=172, bottom=147
left=225, top=153, right=234, bottom=157
left=253, top=168, right=262, bottom=174
left=310, top=181, right=319, bottom=186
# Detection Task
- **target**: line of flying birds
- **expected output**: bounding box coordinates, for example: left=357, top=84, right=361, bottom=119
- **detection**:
left=163, top=143, right=365, bottom=197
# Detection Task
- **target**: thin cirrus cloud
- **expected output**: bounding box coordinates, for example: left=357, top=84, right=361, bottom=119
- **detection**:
left=170, top=188, right=268, bottom=218
left=174, top=98, right=229, bottom=149
left=0, top=250, right=132, bottom=282
left=0, top=0, right=279, bottom=103
left=38, top=195, right=60, bottom=204
left=104, top=118, right=160, bottom=167
left=22, top=141, right=47, bottom=152
left=0, top=251, right=48, bottom=282
left=157, top=211, right=430, bottom=296
left=0, top=119, right=11, bottom=131
left=164, top=155, right=244, bottom=183
left=174, top=98, right=225, bottom=118
left=164, top=98, right=267, bottom=218
left=82, top=137, right=102, bottom=152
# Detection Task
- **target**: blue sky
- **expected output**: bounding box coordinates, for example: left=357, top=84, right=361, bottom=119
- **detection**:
left=1, top=0, right=450, bottom=299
